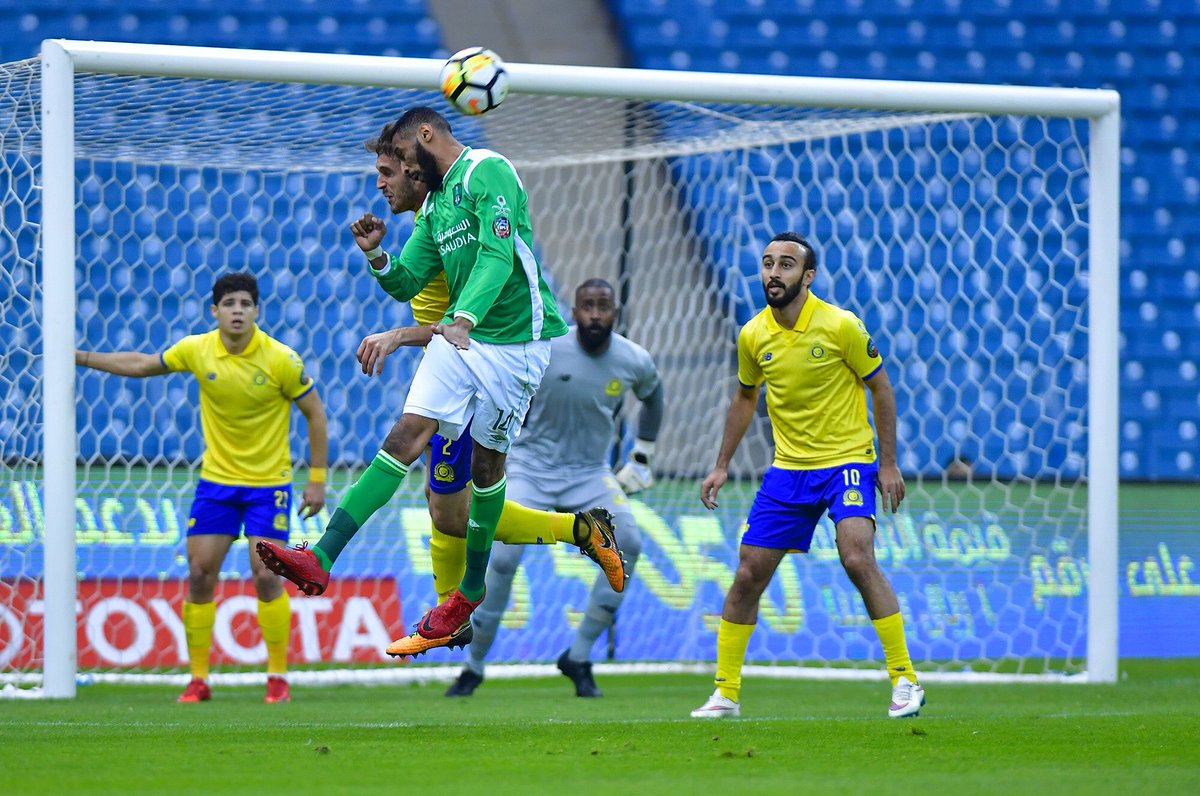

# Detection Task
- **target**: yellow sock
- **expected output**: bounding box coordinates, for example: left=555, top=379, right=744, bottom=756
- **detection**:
left=872, top=611, right=917, bottom=686
left=430, top=525, right=467, bottom=603
left=494, top=499, right=570, bottom=546
left=182, top=600, right=215, bottom=680
left=257, top=592, right=291, bottom=676
left=715, top=618, right=754, bottom=702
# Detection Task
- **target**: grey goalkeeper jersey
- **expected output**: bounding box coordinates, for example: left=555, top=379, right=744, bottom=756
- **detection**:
left=509, top=329, right=660, bottom=472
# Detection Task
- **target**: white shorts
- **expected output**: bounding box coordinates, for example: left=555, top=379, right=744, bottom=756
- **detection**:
left=404, top=334, right=552, bottom=453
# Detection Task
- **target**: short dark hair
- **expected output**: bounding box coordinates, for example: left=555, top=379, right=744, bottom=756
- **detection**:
left=575, top=277, right=616, bottom=302
left=770, top=231, right=817, bottom=272
left=212, top=272, right=259, bottom=306
left=363, top=120, right=400, bottom=158
left=392, top=106, right=453, bottom=139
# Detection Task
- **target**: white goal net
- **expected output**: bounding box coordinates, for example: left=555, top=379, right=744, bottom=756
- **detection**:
left=1, top=44, right=1118, bottom=693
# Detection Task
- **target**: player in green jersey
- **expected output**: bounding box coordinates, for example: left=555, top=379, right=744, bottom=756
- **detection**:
left=260, top=108, right=626, bottom=657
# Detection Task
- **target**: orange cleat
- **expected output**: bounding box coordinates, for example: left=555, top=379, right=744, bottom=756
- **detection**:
left=256, top=540, right=329, bottom=596
left=386, top=590, right=481, bottom=658
left=177, top=677, right=211, bottom=703
left=573, top=507, right=627, bottom=593
left=264, top=675, right=290, bottom=703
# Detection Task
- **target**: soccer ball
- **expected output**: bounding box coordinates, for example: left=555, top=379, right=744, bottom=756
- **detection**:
left=439, top=47, right=510, bottom=116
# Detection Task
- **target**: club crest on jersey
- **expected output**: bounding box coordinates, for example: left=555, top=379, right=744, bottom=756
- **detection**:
left=493, top=216, right=511, bottom=238
left=433, top=462, right=456, bottom=483
left=605, top=378, right=622, bottom=396
left=867, top=338, right=879, bottom=358
left=453, top=184, right=462, bottom=205
left=844, top=488, right=864, bottom=507
left=274, top=513, right=288, bottom=531
left=809, top=345, right=826, bottom=361
left=253, top=372, right=267, bottom=386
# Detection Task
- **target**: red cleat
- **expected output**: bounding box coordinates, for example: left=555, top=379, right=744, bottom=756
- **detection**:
left=386, top=589, right=482, bottom=658
left=256, top=540, right=329, bottom=596
left=264, top=675, right=290, bottom=703
left=177, top=677, right=211, bottom=703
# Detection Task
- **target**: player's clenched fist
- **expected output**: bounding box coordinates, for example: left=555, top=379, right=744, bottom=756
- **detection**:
left=350, top=213, right=387, bottom=254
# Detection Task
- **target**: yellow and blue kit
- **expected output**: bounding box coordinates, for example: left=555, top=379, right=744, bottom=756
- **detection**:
left=161, top=326, right=313, bottom=540
left=736, top=293, right=885, bottom=550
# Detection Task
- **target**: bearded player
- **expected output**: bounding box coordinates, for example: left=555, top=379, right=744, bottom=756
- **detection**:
left=259, top=109, right=626, bottom=656
left=691, top=232, right=924, bottom=719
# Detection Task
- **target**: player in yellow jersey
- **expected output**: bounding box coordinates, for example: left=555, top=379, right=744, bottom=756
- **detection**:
left=691, top=232, right=924, bottom=720
left=258, top=123, right=624, bottom=656
left=76, top=273, right=328, bottom=703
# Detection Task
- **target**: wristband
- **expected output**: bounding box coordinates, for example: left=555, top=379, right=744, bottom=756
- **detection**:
left=631, top=438, right=656, bottom=465
left=308, top=467, right=327, bottom=483
left=364, top=246, right=385, bottom=262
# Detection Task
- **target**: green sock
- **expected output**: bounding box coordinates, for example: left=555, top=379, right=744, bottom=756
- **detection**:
left=314, top=451, right=408, bottom=569
left=460, top=477, right=506, bottom=600
left=312, top=545, right=334, bottom=571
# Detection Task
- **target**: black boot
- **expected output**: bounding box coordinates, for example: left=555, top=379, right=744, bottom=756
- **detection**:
left=557, top=650, right=602, bottom=697
left=445, top=668, right=484, bottom=697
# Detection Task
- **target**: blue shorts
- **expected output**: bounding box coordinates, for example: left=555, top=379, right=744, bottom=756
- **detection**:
left=187, top=478, right=292, bottom=541
left=742, top=463, right=878, bottom=552
left=427, top=419, right=473, bottom=494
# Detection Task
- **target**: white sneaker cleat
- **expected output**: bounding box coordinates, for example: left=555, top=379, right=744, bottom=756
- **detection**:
left=888, top=676, right=926, bottom=718
left=690, top=688, right=740, bottom=718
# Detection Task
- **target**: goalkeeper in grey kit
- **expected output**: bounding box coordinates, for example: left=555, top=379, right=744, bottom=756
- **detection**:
left=446, top=278, right=664, bottom=697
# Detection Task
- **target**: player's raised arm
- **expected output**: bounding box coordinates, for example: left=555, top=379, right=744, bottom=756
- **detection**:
left=350, top=212, right=389, bottom=269
left=865, top=366, right=905, bottom=512
left=76, top=349, right=170, bottom=377
left=701, top=382, right=760, bottom=509
left=368, top=216, right=445, bottom=303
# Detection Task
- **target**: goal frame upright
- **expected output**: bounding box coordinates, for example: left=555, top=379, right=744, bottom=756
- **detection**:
left=37, top=39, right=1120, bottom=697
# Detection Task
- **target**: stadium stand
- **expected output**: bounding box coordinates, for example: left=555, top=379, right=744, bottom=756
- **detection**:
left=0, top=1, right=447, bottom=467
left=0, top=0, right=1194, bottom=479
left=609, top=0, right=1198, bottom=480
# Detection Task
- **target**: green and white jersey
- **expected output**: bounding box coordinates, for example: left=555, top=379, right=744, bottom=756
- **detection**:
left=371, top=147, right=568, bottom=345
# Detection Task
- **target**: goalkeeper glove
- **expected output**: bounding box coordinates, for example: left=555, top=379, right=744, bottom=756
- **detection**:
left=615, top=439, right=656, bottom=494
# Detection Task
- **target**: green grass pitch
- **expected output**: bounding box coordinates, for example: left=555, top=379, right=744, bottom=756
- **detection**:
left=2, top=660, right=1197, bottom=795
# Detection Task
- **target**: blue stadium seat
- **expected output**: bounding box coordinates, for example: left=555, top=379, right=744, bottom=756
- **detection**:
left=1, top=0, right=1196, bottom=479
left=605, top=0, right=1200, bottom=478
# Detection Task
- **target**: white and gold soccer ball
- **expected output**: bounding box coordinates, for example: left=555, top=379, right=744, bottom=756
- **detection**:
left=439, top=47, right=510, bottom=116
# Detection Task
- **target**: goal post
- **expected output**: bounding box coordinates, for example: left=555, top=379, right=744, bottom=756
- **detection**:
left=39, top=40, right=79, bottom=699
left=11, top=40, right=1119, bottom=695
